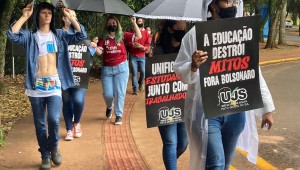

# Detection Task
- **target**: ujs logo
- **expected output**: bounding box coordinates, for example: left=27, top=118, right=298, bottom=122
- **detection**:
left=74, top=75, right=81, bottom=86
left=158, top=106, right=182, bottom=123
left=217, top=87, right=247, bottom=106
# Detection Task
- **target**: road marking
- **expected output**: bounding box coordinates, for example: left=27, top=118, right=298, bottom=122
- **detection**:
left=229, top=165, right=237, bottom=170
left=259, top=57, right=300, bottom=65
left=237, top=148, right=278, bottom=170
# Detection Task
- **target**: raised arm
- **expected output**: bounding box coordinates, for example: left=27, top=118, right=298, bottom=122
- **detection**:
left=12, top=4, right=33, bottom=33
left=62, top=8, right=81, bottom=32
left=131, top=17, right=142, bottom=41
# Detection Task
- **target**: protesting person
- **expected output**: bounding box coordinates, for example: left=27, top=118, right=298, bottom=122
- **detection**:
left=6, top=2, right=87, bottom=169
left=173, top=0, right=275, bottom=169
left=148, top=25, right=163, bottom=58
left=152, top=20, right=189, bottom=170
left=61, top=9, right=89, bottom=141
left=128, top=18, right=150, bottom=95
left=145, top=25, right=152, bottom=35
left=145, top=25, right=153, bottom=57
left=95, top=15, right=141, bottom=125
left=92, top=36, right=99, bottom=44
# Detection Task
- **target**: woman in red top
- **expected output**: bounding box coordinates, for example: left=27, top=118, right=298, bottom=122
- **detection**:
left=95, top=15, right=141, bottom=125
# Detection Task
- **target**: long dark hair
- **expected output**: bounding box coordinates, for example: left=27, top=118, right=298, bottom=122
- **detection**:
left=33, top=2, right=56, bottom=34
left=156, top=20, right=178, bottom=54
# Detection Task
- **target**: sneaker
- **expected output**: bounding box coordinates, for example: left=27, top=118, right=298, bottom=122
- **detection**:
left=132, top=88, right=138, bottom=95
left=106, top=108, right=112, bottom=119
left=139, top=84, right=144, bottom=91
left=51, top=148, right=62, bottom=165
left=73, top=123, right=82, bottom=138
left=115, top=116, right=122, bottom=125
left=64, top=130, right=73, bottom=141
left=40, top=157, right=51, bottom=170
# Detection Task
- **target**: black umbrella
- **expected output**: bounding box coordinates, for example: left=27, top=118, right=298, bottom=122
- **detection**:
left=134, top=0, right=211, bottom=22
left=51, top=0, right=135, bottom=16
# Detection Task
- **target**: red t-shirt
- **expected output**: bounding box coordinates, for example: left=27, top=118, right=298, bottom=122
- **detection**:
left=127, top=29, right=150, bottom=57
left=98, top=32, right=134, bottom=66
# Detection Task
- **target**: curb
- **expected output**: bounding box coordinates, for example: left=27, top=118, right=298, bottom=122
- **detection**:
left=259, top=57, right=300, bottom=65
left=237, top=149, right=278, bottom=170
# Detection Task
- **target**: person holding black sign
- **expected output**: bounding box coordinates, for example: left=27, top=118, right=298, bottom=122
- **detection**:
left=152, top=20, right=189, bottom=170
left=173, top=0, right=275, bottom=170
left=6, top=2, right=87, bottom=169
left=61, top=9, right=92, bottom=141
left=95, top=15, right=141, bottom=125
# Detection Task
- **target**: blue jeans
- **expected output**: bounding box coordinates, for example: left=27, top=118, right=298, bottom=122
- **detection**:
left=62, top=87, right=87, bottom=131
left=130, top=55, right=145, bottom=90
left=28, top=96, right=62, bottom=159
left=158, top=122, right=188, bottom=170
left=101, top=61, right=129, bottom=117
left=206, top=112, right=246, bottom=170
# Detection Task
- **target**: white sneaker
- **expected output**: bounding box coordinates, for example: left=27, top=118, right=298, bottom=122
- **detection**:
left=64, top=130, right=73, bottom=141
left=73, top=123, right=82, bottom=138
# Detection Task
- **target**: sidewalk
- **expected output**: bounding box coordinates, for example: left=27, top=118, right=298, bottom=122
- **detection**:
left=0, top=41, right=299, bottom=170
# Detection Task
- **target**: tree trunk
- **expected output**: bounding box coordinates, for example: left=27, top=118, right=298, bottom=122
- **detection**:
left=298, top=11, right=300, bottom=36
left=265, top=0, right=276, bottom=49
left=0, top=0, right=17, bottom=126
left=260, top=13, right=269, bottom=43
left=278, top=0, right=287, bottom=45
left=256, top=0, right=268, bottom=42
left=265, top=0, right=284, bottom=49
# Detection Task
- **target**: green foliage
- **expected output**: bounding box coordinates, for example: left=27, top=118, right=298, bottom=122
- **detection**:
left=0, top=81, right=3, bottom=95
left=0, top=128, right=4, bottom=146
left=126, top=0, right=153, bottom=12
left=287, top=0, right=300, bottom=25
left=287, top=0, right=300, bottom=14
left=76, top=11, right=106, bottom=38
left=90, top=55, right=103, bottom=77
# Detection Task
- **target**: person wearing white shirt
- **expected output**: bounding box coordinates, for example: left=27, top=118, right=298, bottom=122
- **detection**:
left=173, top=0, right=275, bottom=169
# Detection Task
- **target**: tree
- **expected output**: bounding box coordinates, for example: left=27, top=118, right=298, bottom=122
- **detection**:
left=287, top=0, right=300, bottom=36
left=256, top=0, right=270, bottom=43
left=278, top=0, right=287, bottom=45
left=244, top=0, right=270, bottom=42
left=0, top=0, right=17, bottom=137
left=265, top=0, right=285, bottom=49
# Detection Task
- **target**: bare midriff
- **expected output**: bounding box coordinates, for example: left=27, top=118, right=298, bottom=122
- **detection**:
left=36, top=52, right=58, bottom=77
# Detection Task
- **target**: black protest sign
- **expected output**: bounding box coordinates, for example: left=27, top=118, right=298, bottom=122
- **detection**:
left=195, top=15, right=263, bottom=119
left=68, top=39, right=91, bottom=89
left=145, top=53, right=187, bottom=128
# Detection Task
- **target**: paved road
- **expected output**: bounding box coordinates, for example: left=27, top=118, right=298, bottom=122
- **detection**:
left=286, top=27, right=300, bottom=42
left=258, top=60, right=300, bottom=170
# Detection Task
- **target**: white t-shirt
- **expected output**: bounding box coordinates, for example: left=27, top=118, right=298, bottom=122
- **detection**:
left=37, top=30, right=58, bottom=56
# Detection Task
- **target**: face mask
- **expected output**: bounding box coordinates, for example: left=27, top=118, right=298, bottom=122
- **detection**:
left=148, top=30, right=151, bottom=34
left=107, top=25, right=117, bottom=32
left=137, top=23, right=143, bottom=28
left=172, top=30, right=186, bottom=42
left=219, top=6, right=237, bottom=19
